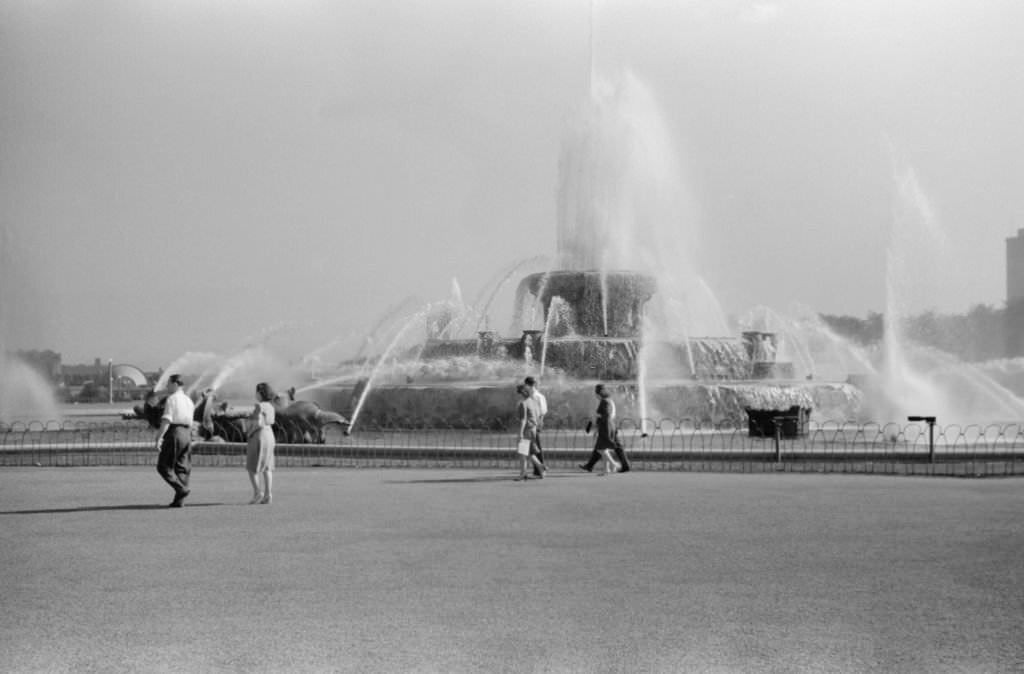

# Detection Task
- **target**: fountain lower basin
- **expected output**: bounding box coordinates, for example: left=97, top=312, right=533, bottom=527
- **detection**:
left=308, top=377, right=860, bottom=430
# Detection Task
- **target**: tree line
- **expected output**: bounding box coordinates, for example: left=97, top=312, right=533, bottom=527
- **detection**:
left=819, top=303, right=1009, bottom=363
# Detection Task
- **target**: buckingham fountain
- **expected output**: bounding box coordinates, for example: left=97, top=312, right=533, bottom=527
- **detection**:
left=291, top=72, right=863, bottom=434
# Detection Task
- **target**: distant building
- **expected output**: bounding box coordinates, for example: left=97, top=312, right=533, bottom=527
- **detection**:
left=1006, top=228, right=1024, bottom=356
left=7, top=351, right=156, bottom=402
left=61, top=358, right=107, bottom=387
left=8, top=353, right=155, bottom=403
left=62, top=358, right=155, bottom=402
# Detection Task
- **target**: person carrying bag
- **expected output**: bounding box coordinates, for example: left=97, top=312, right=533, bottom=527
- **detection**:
left=514, top=383, right=547, bottom=481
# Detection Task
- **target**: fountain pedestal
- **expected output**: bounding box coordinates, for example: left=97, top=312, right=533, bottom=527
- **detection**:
left=519, top=270, right=656, bottom=339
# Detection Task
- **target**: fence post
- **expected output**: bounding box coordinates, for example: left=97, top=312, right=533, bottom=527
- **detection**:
left=928, top=420, right=935, bottom=464
left=908, top=416, right=937, bottom=464
left=773, top=417, right=782, bottom=464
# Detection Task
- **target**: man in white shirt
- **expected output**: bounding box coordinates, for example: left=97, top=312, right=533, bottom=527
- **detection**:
left=155, top=374, right=196, bottom=507
left=524, top=376, right=547, bottom=476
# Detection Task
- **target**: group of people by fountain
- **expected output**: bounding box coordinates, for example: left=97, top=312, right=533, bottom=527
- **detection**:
left=151, top=371, right=632, bottom=507
left=514, top=376, right=631, bottom=481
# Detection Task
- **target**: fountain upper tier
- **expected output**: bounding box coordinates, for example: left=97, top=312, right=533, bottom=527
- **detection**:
left=519, top=270, right=657, bottom=339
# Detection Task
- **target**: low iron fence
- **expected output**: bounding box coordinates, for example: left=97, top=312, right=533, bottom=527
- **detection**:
left=2, top=417, right=1024, bottom=476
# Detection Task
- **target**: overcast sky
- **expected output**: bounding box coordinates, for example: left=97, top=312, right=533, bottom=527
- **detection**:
left=2, top=0, right=1022, bottom=369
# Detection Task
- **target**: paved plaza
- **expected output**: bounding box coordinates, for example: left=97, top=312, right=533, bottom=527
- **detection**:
left=2, top=467, right=1022, bottom=672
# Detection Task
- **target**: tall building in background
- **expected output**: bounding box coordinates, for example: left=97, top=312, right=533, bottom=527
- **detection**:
left=1006, top=229, right=1024, bottom=356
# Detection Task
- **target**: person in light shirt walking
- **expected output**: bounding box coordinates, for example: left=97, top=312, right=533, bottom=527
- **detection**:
left=154, top=374, right=196, bottom=507
left=524, top=376, right=547, bottom=476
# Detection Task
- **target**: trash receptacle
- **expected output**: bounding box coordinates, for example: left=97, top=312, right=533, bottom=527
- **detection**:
left=746, top=406, right=809, bottom=438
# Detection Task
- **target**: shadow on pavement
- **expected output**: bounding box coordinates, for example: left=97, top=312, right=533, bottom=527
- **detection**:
left=0, top=502, right=227, bottom=515
left=383, top=475, right=512, bottom=484
left=385, top=473, right=591, bottom=484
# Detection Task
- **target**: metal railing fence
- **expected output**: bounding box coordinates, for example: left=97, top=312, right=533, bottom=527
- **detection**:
left=2, top=417, right=1023, bottom=476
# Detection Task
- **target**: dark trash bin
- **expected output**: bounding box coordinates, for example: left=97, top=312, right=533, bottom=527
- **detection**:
left=746, top=406, right=810, bottom=438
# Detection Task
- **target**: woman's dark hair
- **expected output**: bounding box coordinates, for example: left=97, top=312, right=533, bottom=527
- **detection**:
left=594, top=383, right=610, bottom=398
left=256, top=382, right=276, bottom=402
left=516, top=383, right=529, bottom=397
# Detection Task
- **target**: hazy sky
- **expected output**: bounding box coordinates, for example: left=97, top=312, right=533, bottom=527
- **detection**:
left=2, top=0, right=1022, bottom=369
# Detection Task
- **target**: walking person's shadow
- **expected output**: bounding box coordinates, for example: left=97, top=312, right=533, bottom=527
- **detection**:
left=0, top=502, right=225, bottom=515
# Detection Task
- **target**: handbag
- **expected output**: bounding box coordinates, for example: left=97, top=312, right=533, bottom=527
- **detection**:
left=516, top=439, right=531, bottom=455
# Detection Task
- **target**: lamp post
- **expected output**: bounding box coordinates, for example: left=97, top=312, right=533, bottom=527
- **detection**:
left=108, top=359, right=113, bottom=404
left=907, top=416, right=936, bottom=463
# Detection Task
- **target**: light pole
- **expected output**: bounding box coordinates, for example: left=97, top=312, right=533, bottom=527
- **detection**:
left=108, top=359, right=113, bottom=404
left=907, top=416, right=936, bottom=463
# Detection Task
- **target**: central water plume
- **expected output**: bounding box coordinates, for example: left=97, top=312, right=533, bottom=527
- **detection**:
left=556, top=69, right=726, bottom=341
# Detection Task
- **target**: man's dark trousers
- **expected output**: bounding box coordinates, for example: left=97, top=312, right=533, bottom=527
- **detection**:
left=532, top=431, right=545, bottom=476
left=157, top=425, right=193, bottom=497
left=582, top=440, right=631, bottom=472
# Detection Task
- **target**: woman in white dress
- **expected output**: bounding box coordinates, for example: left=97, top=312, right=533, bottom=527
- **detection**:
left=514, top=383, right=547, bottom=481
left=246, top=382, right=277, bottom=504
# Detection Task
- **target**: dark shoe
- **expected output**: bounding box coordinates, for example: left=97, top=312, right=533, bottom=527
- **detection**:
left=618, top=467, right=631, bottom=473
left=169, top=489, right=190, bottom=508
left=578, top=464, right=593, bottom=473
